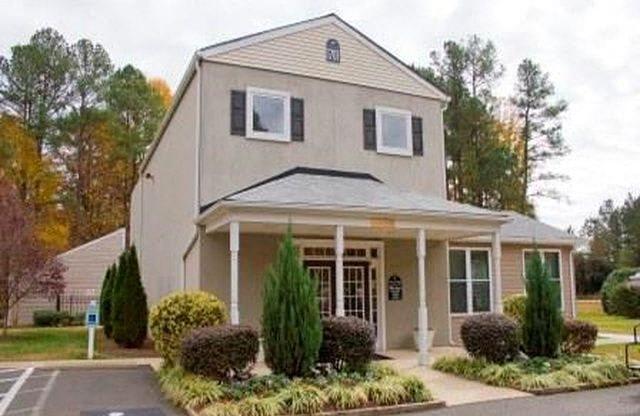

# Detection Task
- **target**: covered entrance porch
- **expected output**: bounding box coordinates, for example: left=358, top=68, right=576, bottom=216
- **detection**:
left=196, top=168, right=510, bottom=365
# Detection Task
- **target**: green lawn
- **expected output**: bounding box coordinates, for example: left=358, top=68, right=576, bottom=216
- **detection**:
left=577, top=299, right=640, bottom=335
left=0, top=327, right=157, bottom=361
left=593, top=343, right=640, bottom=362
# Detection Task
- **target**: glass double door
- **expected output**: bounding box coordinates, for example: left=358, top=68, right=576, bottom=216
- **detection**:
left=304, top=260, right=371, bottom=322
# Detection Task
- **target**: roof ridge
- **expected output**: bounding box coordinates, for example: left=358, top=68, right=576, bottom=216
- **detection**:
left=199, top=166, right=380, bottom=213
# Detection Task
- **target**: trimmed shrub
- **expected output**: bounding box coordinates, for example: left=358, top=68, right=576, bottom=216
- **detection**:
left=33, top=310, right=72, bottom=327
left=318, top=316, right=375, bottom=373
left=609, top=284, right=640, bottom=317
left=601, top=268, right=639, bottom=314
left=262, top=229, right=322, bottom=377
left=522, top=250, right=563, bottom=358
left=503, top=294, right=527, bottom=325
left=99, top=264, right=115, bottom=338
left=460, top=313, right=519, bottom=363
left=562, top=319, right=598, bottom=355
left=181, top=325, right=259, bottom=381
left=111, top=246, right=148, bottom=348
left=150, top=291, right=227, bottom=364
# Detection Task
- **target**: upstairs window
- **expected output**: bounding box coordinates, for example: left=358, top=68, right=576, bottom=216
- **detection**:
left=246, top=87, right=290, bottom=142
left=375, top=107, right=412, bottom=156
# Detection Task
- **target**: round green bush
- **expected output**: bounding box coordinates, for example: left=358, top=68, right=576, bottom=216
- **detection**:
left=609, top=284, right=640, bottom=318
left=181, top=325, right=259, bottom=381
left=561, top=319, right=598, bottom=354
left=503, top=294, right=527, bottom=325
left=601, top=268, right=639, bottom=314
left=149, top=291, right=227, bottom=364
left=318, top=316, right=375, bottom=373
left=460, top=313, right=519, bottom=364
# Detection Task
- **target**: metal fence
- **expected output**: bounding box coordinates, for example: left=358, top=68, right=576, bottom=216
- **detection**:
left=56, top=293, right=95, bottom=316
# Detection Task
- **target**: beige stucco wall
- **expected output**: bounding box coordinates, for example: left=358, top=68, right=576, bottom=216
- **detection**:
left=198, top=62, right=446, bottom=207
left=130, top=77, right=198, bottom=306
left=449, top=242, right=575, bottom=344
left=199, top=233, right=452, bottom=349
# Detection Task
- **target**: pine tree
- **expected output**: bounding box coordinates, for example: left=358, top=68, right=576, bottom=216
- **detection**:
left=522, top=250, right=562, bottom=357
left=111, top=245, right=148, bottom=348
left=110, top=249, right=128, bottom=344
left=99, top=264, right=115, bottom=338
left=262, top=229, right=322, bottom=377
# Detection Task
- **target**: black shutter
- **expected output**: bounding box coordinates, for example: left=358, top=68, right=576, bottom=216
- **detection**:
left=290, top=97, right=304, bottom=142
left=412, top=116, right=423, bottom=156
left=230, top=90, right=246, bottom=136
left=363, top=109, right=376, bottom=150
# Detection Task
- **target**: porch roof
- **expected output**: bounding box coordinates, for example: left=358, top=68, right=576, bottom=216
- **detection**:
left=197, top=168, right=510, bottom=239
left=201, top=167, right=509, bottom=220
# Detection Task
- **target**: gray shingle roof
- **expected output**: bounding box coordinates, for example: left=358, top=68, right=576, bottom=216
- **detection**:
left=500, top=211, right=575, bottom=243
left=220, top=167, right=506, bottom=219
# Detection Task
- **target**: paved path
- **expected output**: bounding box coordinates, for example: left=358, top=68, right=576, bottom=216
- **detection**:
left=0, top=366, right=182, bottom=416
left=422, top=384, right=640, bottom=416
left=598, top=332, right=636, bottom=345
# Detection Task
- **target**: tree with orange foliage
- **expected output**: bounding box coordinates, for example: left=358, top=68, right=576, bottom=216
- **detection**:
left=149, top=77, right=173, bottom=109
left=0, top=178, right=65, bottom=334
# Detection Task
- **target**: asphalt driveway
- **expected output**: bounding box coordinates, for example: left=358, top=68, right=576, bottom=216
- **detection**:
left=423, top=383, right=640, bottom=416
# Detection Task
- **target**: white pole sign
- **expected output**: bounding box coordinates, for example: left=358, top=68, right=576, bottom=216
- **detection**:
left=85, top=300, right=99, bottom=360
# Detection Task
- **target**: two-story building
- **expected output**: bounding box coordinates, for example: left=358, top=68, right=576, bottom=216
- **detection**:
left=130, top=14, right=576, bottom=365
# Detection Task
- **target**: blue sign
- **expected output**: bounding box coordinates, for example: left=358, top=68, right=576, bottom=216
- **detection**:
left=85, top=301, right=99, bottom=327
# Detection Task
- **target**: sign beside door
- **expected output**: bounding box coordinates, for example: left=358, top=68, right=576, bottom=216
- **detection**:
left=388, top=275, right=403, bottom=301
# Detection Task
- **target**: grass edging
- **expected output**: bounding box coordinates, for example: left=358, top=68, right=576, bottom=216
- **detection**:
left=432, top=355, right=638, bottom=395
left=185, top=400, right=447, bottom=416
left=528, top=376, right=640, bottom=395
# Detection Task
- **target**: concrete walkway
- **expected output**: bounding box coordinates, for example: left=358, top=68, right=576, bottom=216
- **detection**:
left=597, top=332, right=636, bottom=345
left=385, top=348, right=531, bottom=406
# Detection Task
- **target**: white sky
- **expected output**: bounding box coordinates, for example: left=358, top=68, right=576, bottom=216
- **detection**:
left=2, top=0, right=639, bottom=232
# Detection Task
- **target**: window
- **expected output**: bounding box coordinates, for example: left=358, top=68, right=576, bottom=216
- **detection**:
left=449, top=249, right=492, bottom=314
left=375, top=107, right=412, bottom=156
left=523, top=250, right=563, bottom=309
left=246, top=87, right=290, bottom=141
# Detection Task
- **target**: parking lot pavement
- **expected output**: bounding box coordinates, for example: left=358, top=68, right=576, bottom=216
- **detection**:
left=0, top=366, right=183, bottom=416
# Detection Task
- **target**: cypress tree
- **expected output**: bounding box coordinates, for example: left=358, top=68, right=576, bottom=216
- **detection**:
left=112, top=246, right=148, bottom=348
left=522, top=250, right=563, bottom=357
left=99, top=264, right=115, bottom=338
left=110, top=249, right=128, bottom=345
left=262, top=229, right=322, bottom=377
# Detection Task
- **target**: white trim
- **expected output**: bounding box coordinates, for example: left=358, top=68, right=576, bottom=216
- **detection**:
left=569, top=250, right=577, bottom=318
left=194, top=58, right=202, bottom=217
left=522, top=249, right=565, bottom=311
left=246, top=86, right=291, bottom=142
left=458, top=235, right=576, bottom=247
left=57, top=228, right=125, bottom=259
left=199, top=14, right=449, bottom=102
left=447, top=247, right=493, bottom=315
left=375, top=106, right=413, bottom=157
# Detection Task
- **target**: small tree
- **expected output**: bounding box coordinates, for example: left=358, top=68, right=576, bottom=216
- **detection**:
left=0, top=179, right=65, bottom=334
left=111, top=245, right=148, bottom=347
left=522, top=250, right=562, bottom=357
left=262, top=229, right=322, bottom=377
left=99, top=264, right=115, bottom=338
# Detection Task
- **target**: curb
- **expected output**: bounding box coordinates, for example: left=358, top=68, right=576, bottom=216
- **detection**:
left=186, top=401, right=447, bottom=416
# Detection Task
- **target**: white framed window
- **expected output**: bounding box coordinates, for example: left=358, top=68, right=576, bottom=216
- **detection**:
left=523, top=249, right=564, bottom=310
left=246, top=87, right=290, bottom=142
left=375, top=106, right=412, bottom=156
left=449, top=248, right=492, bottom=314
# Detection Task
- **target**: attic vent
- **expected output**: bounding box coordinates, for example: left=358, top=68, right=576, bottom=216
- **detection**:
left=326, top=39, right=340, bottom=63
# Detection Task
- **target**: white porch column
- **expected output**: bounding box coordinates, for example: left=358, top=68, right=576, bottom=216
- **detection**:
left=491, top=230, right=503, bottom=314
left=335, top=225, right=345, bottom=317
left=417, top=228, right=428, bottom=366
left=230, top=221, right=240, bottom=325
